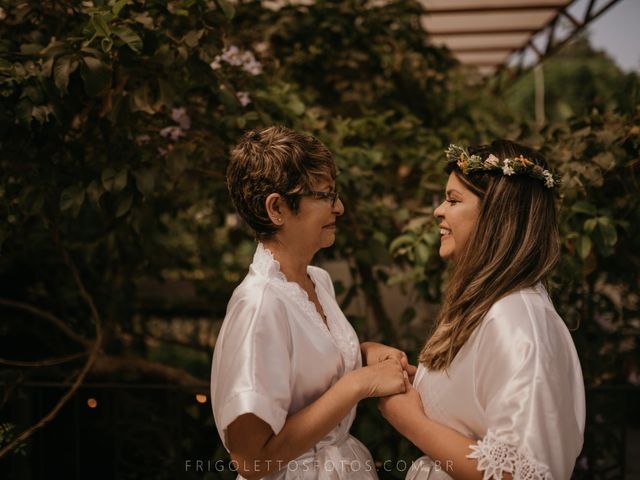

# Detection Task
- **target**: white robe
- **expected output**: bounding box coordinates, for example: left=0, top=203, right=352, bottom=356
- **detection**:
left=407, top=283, right=586, bottom=480
left=211, top=243, right=378, bottom=479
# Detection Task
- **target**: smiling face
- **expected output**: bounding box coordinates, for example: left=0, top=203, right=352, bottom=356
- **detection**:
left=433, top=172, right=481, bottom=261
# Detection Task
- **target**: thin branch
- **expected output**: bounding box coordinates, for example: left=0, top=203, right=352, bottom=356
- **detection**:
left=164, top=31, right=181, bottom=45
left=0, top=338, right=100, bottom=459
left=0, top=298, right=90, bottom=348
left=89, top=354, right=208, bottom=388
left=0, top=351, right=88, bottom=367
left=119, top=330, right=212, bottom=353
left=0, top=219, right=208, bottom=458
left=0, top=227, right=103, bottom=460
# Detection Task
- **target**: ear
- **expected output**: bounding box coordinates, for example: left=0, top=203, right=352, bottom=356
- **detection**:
left=265, top=193, right=285, bottom=226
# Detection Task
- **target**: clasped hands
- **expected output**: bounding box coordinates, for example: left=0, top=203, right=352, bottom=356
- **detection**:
left=360, top=341, right=416, bottom=380
left=360, top=341, right=426, bottom=440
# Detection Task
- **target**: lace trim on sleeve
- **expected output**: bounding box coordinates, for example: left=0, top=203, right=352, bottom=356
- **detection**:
left=466, top=430, right=552, bottom=480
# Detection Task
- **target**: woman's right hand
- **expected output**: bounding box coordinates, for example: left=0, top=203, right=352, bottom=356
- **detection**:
left=351, top=358, right=407, bottom=399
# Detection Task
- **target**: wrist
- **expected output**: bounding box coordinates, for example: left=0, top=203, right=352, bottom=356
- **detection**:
left=342, top=369, right=368, bottom=402
left=404, top=412, right=432, bottom=450
left=359, top=341, right=376, bottom=365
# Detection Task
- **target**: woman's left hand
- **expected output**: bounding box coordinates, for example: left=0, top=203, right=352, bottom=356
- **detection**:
left=360, top=342, right=417, bottom=379
left=378, top=376, right=426, bottom=439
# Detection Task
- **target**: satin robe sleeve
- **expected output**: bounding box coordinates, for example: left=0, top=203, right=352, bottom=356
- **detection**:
left=213, top=285, right=293, bottom=447
left=467, top=291, right=585, bottom=480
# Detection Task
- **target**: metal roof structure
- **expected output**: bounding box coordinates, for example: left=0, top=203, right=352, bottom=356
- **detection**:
left=420, top=0, right=624, bottom=76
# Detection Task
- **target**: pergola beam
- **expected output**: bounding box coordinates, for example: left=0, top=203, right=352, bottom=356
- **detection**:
left=450, top=46, right=520, bottom=53
left=426, top=3, right=568, bottom=15
left=544, top=16, right=558, bottom=55
left=423, top=0, right=624, bottom=79
left=430, top=28, right=538, bottom=36
left=505, top=0, right=623, bottom=77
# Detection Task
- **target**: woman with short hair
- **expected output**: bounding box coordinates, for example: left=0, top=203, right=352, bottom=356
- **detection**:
left=380, top=140, right=586, bottom=480
left=211, top=125, right=415, bottom=479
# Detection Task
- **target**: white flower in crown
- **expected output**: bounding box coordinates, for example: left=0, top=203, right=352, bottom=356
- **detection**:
left=502, top=158, right=515, bottom=176
left=484, top=154, right=500, bottom=167
left=543, top=171, right=555, bottom=188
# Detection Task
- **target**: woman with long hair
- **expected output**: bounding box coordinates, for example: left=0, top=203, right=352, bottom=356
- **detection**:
left=380, top=140, right=585, bottom=479
left=211, top=126, right=415, bottom=479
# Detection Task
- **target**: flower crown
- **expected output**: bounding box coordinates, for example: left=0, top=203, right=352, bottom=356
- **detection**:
left=445, top=144, right=560, bottom=189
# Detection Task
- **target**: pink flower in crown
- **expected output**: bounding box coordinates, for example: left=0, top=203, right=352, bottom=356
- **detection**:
left=484, top=154, right=500, bottom=167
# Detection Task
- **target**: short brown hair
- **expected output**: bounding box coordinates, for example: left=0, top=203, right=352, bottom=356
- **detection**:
left=226, top=126, right=337, bottom=239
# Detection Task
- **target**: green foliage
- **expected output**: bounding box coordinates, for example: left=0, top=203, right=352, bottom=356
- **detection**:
left=0, top=423, right=27, bottom=456
left=543, top=109, right=640, bottom=387
left=1, top=0, right=495, bottom=463
left=1, top=0, right=637, bottom=472
left=390, top=107, right=640, bottom=388
left=0, top=0, right=283, bottom=325
left=227, top=0, right=513, bottom=341
left=0, top=1, right=511, bottom=337
left=0, top=0, right=302, bottom=459
left=505, top=34, right=640, bottom=123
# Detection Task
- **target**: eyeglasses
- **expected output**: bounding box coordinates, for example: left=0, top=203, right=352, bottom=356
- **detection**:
left=298, top=189, right=340, bottom=208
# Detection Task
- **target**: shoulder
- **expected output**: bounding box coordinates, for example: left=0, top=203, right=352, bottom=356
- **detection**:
left=230, top=274, right=285, bottom=309
left=474, top=284, right=572, bottom=366
left=472, top=286, right=569, bottom=402
left=223, top=276, right=292, bottom=338
left=482, top=284, right=558, bottom=338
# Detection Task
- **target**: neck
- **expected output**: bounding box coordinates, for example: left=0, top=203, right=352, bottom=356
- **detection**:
left=261, top=237, right=314, bottom=284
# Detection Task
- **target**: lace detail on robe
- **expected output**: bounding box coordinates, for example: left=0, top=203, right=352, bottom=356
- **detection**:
left=254, top=243, right=359, bottom=372
left=254, top=243, right=319, bottom=323
left=323, top=301, right=359, bottom=372
left=252, top=242, right=289, bottom=281
left=466, top=430, right=552, bottom=480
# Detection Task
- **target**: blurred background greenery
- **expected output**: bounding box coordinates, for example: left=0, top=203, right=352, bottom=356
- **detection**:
left=0, top=0, right=638, bottom=478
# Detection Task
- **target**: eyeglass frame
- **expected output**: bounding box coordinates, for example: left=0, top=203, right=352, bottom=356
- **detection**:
left=289, top=189, right=340, bottom=208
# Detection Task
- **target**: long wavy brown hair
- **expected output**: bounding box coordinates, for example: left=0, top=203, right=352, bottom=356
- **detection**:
left=419, top=140, right=561, bottom=371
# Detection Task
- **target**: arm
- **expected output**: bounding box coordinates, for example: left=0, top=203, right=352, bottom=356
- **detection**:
left=229, top=358, right=406, bottom=479
left=378, top=379, right=513, bottom=480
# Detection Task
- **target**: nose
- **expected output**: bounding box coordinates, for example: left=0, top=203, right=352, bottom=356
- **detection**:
left=333, top=196, right=345, bottom=216
left=434, top=200, right=445, bottom=219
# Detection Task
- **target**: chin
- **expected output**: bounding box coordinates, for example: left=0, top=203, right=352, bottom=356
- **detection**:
left=320, top=232, right=336, bottom=248
left=322, top=238, right=336, bottom=248
left=439, top=247, right=454, bottom=261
